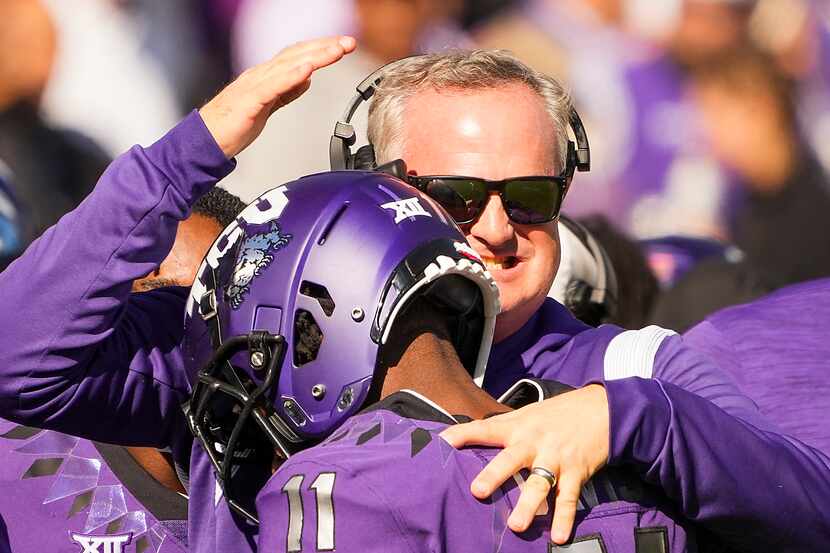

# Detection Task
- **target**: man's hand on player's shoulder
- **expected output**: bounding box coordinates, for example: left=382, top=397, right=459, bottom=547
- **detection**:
left=199, top=35, right=357, bottom=159
left=440, top=384, right=610, bottom=544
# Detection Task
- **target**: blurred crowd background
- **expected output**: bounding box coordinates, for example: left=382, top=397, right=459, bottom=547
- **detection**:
left=2, top=0, right=830, bottom=330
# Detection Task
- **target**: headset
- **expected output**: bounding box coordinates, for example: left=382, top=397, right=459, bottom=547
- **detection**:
left=550, top=215, right=619, bottom=327
left=329, top=58, right=592, bottom=177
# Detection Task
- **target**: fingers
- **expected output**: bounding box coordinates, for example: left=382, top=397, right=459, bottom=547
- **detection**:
left=264, top=36, right=355, bottom=83
left=550, top=473, right=582, bottom=544
left=507, top=468, right=557, bottom=532
left=276, top=35, right=355, bottom=59
left=255, top=41, right=354, bottom=104
left=439, top=414, right=517, bottom=449
left=199, top=35, right=357, bottom=158
left=470, top=446, right=528, bottom=498
left=271, top=78, right=311, bottom=114
left=272, top=41, right=351, bottom=75
left=254, top=62, right=314, bottom=107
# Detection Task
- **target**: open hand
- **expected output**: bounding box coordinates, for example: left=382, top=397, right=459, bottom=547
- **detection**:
left=439, top=384, right=610, bottom=544
left=199, top=36, right=357, bottom=159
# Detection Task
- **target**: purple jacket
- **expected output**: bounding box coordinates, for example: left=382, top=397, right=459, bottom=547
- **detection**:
left=257, top=385, right=695, bottom=553
left=0, top=112, right=827, bottom=551
left=683, top=278, right=830, bottom=455
left=486, top=299, right=830, bottom=551
left=0, top=418, right=187, bottom=553
left=0, top=113, right=257, bottom=553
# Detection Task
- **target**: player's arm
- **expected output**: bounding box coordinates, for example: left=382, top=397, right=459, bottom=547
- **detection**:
left=0, top=37, right=356, bottom=445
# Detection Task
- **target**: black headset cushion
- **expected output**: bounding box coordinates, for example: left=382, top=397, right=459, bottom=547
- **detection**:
left=351, top=144, right=377, bottom=170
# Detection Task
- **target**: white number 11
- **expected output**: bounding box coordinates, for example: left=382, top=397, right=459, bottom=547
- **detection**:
left=282, top=472, right=337, bottom=552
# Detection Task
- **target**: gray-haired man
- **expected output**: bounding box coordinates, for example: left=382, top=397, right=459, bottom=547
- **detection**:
left=359, top=51, right=829, bottom=550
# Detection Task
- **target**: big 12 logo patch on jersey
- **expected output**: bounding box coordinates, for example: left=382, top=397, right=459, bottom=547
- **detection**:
left=70, top=532, right=131, bottom=553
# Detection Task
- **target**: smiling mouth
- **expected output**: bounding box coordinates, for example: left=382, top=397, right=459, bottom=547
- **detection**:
left=482, top=256, right=520, bottom=271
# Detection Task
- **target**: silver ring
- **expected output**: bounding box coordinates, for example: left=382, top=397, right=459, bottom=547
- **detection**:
left=530, top=466, right=557, bottom=488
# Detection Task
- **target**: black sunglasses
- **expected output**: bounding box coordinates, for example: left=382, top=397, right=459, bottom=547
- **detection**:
left=407, top=174, right=570, bottom=225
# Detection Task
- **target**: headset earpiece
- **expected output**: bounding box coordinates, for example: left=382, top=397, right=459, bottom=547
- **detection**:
left=352, top=144, right=377, bottom=171
left=554, top=215, right=619, bottom=326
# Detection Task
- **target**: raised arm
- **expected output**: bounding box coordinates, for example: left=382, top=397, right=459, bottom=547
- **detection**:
left=0, top=36, right=356, bottom=447
left=0, top=112, right=230, bottom=446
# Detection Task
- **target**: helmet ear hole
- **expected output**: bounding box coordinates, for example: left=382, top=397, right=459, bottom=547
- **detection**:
left=299, top=281, right=336, bottom=316
left=293, top=310, right=324, bottom=366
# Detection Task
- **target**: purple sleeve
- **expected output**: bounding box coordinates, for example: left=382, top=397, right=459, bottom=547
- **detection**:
left=651, top=333, right=766, bottom=428
left=0, top=112, right=235, bottom=447
left=606, top=377, right=830, bottom=551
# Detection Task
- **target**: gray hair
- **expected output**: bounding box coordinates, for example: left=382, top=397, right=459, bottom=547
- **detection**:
left=367, top=49, right=573, bottom=173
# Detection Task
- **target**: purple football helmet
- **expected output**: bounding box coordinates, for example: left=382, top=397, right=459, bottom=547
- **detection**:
left=183, top=170, right=499, bottom=521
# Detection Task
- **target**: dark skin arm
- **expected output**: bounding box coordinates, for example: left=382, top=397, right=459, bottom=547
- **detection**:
left=125, top=447, right=186, bottom=494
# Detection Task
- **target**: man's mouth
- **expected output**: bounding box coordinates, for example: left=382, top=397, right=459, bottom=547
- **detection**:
left=482, top=256, right=520, bottom=271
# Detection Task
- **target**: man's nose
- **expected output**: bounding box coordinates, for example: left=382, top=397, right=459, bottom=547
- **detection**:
left=467, top=193, right=515, bottom=248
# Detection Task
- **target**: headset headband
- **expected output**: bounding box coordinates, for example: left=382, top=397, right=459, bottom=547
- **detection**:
left=329, top=58, right=591, bottom=174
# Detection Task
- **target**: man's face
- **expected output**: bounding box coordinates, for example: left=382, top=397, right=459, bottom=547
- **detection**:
left=400, top=84, right=561, bottom=342
left=132, top=214, right=223, bottom=291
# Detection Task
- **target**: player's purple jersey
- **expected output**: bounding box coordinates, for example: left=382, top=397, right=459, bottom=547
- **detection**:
left=0, top=112, right=827, bottom=551
left=257, top=386, right=694, bottom=553
left=683, top=278, right=830, bottom=455
left=0, top=419, right=187, bottom=553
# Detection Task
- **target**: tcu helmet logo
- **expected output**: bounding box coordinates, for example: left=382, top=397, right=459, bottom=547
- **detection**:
left=381, top=197, right=432, bottom=224
left=70, top=533, right=131, bottom=553
left=226, top=222, right=292, bottom=309
left=187, top=187, right=290, bottom=315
